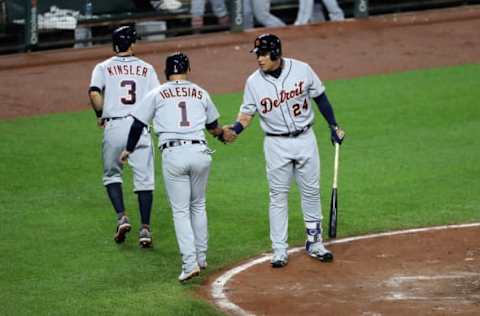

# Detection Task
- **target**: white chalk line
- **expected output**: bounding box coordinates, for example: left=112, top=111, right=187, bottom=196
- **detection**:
left=387, top=272, right=480, bottom=286
left=210, top=222, right=480, bottom=316
left=384, top=293, right=480, bottom=301
left=385, top=272, right=480, bottom=301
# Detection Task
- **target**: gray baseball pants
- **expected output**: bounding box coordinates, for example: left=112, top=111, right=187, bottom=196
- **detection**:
left=102, top=116, right=154, bottom=191
left=264, top=129, right=323, bottom=255
left=162, top=143, right=212, bottom=273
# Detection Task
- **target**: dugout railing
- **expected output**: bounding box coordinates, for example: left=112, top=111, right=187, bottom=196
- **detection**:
left=0, top=0, right=479, bottom=55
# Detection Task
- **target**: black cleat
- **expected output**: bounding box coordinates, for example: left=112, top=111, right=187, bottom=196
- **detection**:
left=114, top=216, right=131, bottom=243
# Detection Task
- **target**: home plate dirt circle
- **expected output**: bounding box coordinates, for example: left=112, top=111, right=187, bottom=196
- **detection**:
left=204, top=223, right=480, bottom=316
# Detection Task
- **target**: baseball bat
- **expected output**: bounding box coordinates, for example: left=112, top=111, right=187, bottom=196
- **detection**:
left=328, top=143, right=340, bottom=238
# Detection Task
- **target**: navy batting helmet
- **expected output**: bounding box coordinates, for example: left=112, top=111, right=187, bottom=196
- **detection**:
left=250, top=34, right=282, bottom=61
left=165, top=52, right=190, bottom=79
left=112, top=25, right=136, bottom=53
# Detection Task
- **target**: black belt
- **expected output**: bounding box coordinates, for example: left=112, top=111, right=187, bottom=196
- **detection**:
left=104, top=116, right=129, bottom=122
left=160, top=140, right=206, bottom=151
left=265, top=124, right=311, bottom=137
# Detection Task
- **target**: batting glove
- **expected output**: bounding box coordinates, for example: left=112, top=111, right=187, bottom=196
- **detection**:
left=330, top=125, right=345, bottom=145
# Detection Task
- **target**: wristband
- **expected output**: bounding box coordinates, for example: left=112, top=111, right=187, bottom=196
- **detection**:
left=231, top=121, right=244, bottom=134
left=94, top=109, right=103, bottom=118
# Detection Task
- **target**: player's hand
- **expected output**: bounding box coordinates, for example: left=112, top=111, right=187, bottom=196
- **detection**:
left=223, top=125, right=237, bottom=143
left=330, top=125, right=345, bottom=145
left=119, top=150, right=131, bottom=164
left=97, top=118, right=105, bottom=128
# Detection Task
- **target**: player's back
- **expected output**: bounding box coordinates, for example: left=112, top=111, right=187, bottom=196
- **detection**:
left=91, top=56, right=159, bottom=118
left=151, top=80, right=218, bottom=143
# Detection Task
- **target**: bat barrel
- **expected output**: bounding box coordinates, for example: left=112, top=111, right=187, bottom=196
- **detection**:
left=333, top=143, right=340, bottom=188
left=329, top=144, right=340, bottom=238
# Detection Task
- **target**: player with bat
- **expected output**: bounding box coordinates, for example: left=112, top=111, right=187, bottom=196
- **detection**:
left=223, top=34, right=345, bottom=268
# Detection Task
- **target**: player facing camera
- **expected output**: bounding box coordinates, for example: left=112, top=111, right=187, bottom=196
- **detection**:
left=251, top=33, right=282, bottom=60
left=251, top=34, right=283, bottom=73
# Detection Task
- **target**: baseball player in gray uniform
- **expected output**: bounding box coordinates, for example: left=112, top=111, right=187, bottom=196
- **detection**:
left=120, top=52, right=231, bottom=282
left=225, top=34, right=345, bottom=267
left=89, top=25, right=160, bottom=248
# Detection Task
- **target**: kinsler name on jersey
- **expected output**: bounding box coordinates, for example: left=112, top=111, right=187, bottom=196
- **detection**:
left=107, top=64, right=149, bottom=77
left=158, top=86, right=204, bottom=100
left=260, top=81, right=304, bottom=114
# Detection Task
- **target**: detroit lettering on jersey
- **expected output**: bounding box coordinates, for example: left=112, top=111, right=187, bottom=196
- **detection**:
left=158, top=86, right=203, bottom=100
left=107, top=64, right=149, bottom=77
left=260, top=81, right=304, bottom=114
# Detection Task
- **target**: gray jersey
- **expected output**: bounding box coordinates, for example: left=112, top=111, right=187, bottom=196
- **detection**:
left=89, top=56, right=160, bottom=118
left=133, top=80, right=220, bottom=144
left=133, top=78, right=218, bottom=278
left=240, top=58, right=325, bottom=134
left=239, top=57, right=332, bottom=260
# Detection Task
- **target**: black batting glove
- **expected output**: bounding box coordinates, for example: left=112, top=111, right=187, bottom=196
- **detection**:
left=215, top=129, right=226, bottom=144
left=330, top=125, right=345, bottom=145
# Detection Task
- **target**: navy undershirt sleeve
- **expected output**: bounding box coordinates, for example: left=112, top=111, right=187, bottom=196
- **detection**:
left=205, top=119, right=218, bottom=130
left=313, top=93, right=337, bottom=127
left=126, top=118, right=147, bottom=152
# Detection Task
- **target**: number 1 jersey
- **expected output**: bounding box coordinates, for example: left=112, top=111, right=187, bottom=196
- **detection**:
left=132, top=80, right=220, bottom=144
left=89, top=56, right=160, bottom=118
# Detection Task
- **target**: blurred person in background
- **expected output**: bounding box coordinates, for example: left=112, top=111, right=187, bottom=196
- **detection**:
left=191, top=0, right=230, bottom=32
left=150, top=0, right=183, bottom=11
left=243, top=0, right=286, bottom=29
left=295, top=0, right=344, bottom=25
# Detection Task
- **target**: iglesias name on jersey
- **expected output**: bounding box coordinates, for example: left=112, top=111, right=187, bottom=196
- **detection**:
left=133, top=80, right=219, bottom=144
left=240, top=58, right=325, bottom=135
left=89, top=56, right=160, bottom=118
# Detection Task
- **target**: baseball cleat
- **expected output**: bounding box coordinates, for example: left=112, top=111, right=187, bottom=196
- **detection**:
left=138, top=226, right=152, bottom=248
left=306, top=241, right=334, bottom=262
left=178, top=265, right=201, bottom=283
left=271, top=252, right=288, bottom=268
left=114, top=216, right=131, bottom=243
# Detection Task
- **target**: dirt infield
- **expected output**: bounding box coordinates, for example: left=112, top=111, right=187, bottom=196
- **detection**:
left=204, top=224, right=480, bottom=316
left=1, top=4, right=480, bottom=315
left=0, top=5, right=480, bottom=119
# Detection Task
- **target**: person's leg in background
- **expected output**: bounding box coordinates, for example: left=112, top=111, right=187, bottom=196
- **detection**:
left=252, top=0, right=286, bottom=28
left=191, top=0, right=207, bottom=31
left=322, top=0, right=344, bottom=21
left=209, top=0, right=230, bottom=26
left=311, top=0, right=326, bottom=23
left=243, top=0, right=255, bottom=29
left=295, top=0, right=313, bottom=25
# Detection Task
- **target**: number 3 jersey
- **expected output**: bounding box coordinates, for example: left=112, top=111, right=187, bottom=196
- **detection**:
left=89, top=56, right=160, bottom=118
left=132, top=80, right=220, bottom=144
left=240, top=58, right=325, bottom=134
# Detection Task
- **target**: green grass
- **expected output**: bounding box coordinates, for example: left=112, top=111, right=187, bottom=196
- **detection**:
left=0, top=64, right=479, bottom=315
